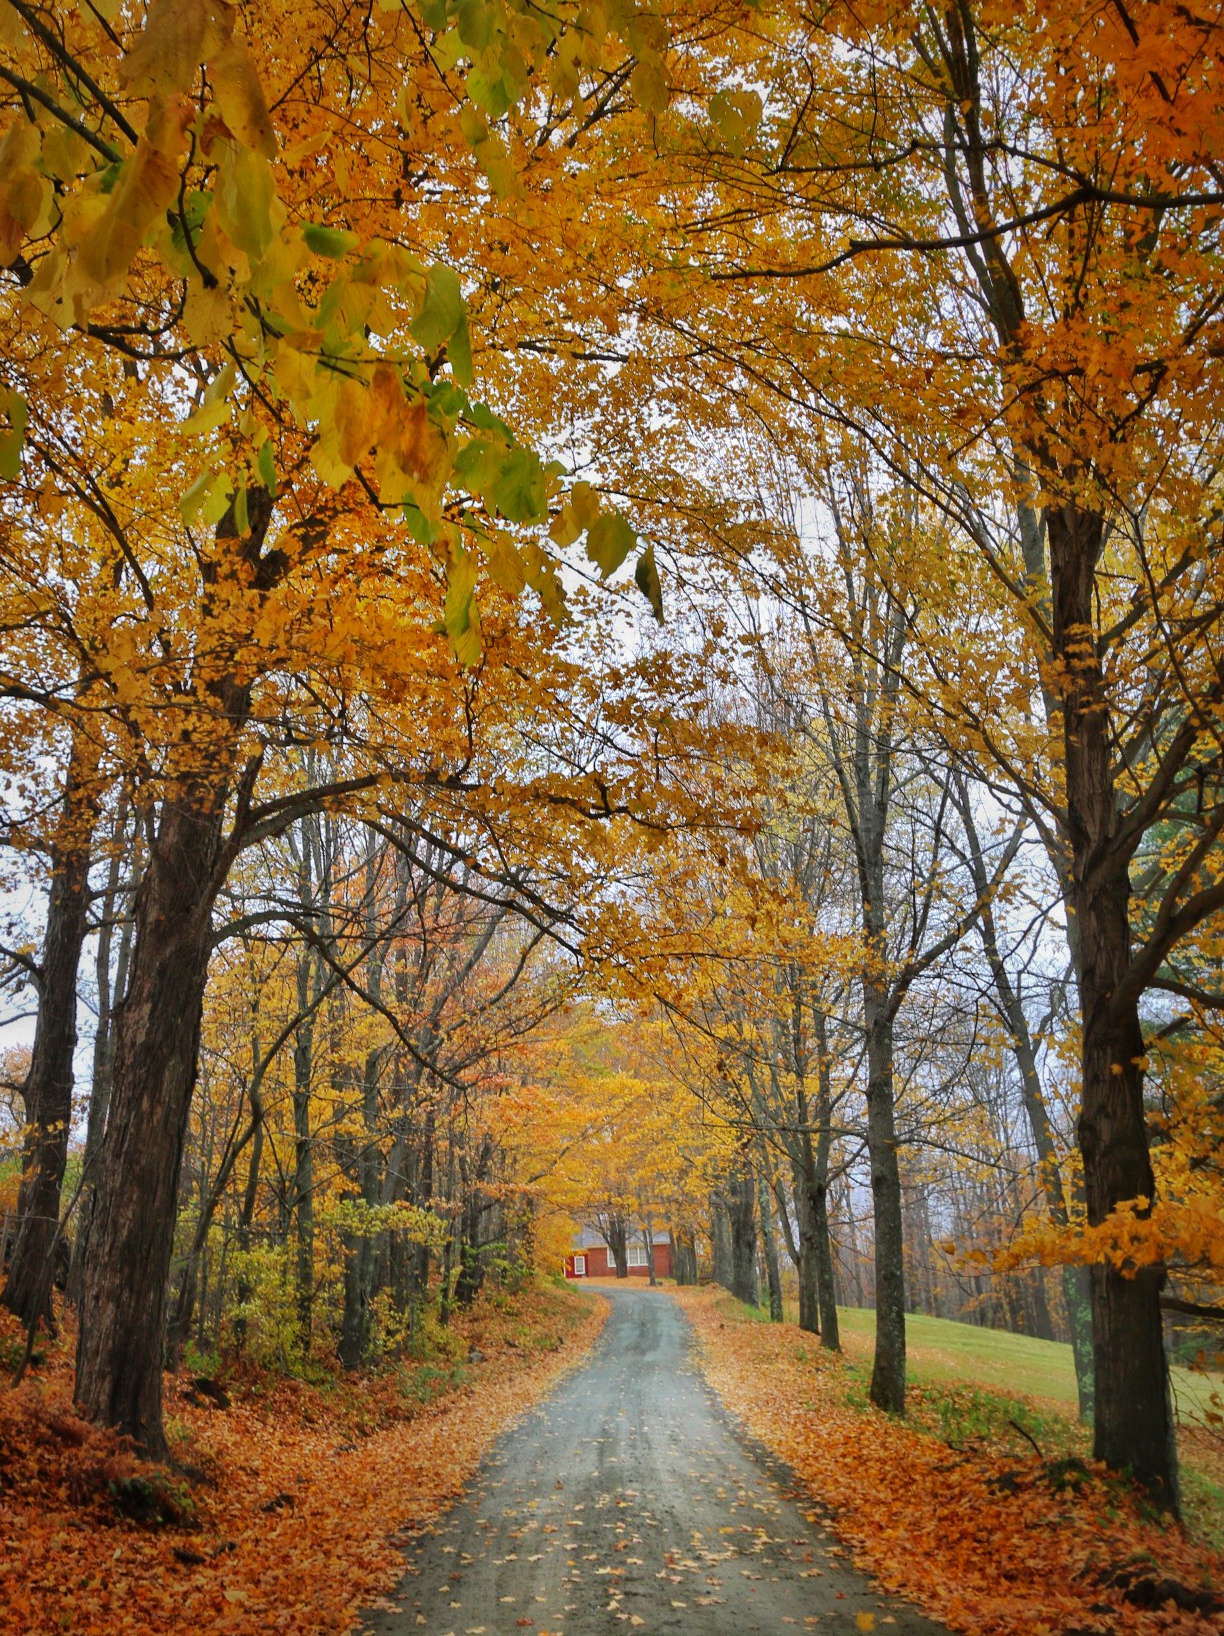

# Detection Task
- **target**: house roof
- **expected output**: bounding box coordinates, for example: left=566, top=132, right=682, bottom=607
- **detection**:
left=571, top=1225, right=671, bottom=1250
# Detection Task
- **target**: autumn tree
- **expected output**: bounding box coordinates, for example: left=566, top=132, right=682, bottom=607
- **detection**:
left=609, top=0, right=1224, bottom=1504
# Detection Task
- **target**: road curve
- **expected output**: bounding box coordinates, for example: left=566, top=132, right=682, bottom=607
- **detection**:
left=368, top=1287, right=946, bottom=1636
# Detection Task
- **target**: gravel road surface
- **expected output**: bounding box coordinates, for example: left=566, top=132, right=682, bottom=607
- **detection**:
left=367, top=1287, right=946, bottom=1636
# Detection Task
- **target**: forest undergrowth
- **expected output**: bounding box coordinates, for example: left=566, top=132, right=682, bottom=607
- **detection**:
left=675, top=1286, right=1224, bottom=1636
left=0, top=1280, right=605, bottom=1635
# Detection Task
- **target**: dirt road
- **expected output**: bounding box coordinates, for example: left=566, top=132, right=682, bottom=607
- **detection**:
left=368, top=1287, right=945, bottom=1636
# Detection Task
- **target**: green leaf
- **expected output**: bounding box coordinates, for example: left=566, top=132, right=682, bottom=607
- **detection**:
left=304, top=222, right=358, bottom=259
left=179, top=468, right=212, bottom=525
left=455, top=0, right=494, bottom=50
left=635, top=543, right=663, bottom=623
left=447, top=314, right=473, bottom=387
left=233, top=483, right=250, bottom=537
left=202, top=475, right=235, bottom=527
left=169, top=189, right=212, bottom=258
left=0, top=388, right=28, bottom=481
left=466, top=63, right=516, bottom=118
left=411, top=263, right=466, bottom=353
left=440, top=544, right=480, bottom=665
left=216, top=148, right=277, bottom=261
left=256, top=440, right=277, bottom=496
left=427, top=380, right=471, bottom=420
left=585, top=511, right=635, bottom=578
left=417, top=0, right=448, bottom=29
left=453, top=436, right=501, bottom=498
left=467, top=400, right=511, bottom=438
left=403, top=500, right=438, bottom=543
left=489, top=445, right=546, bottom=523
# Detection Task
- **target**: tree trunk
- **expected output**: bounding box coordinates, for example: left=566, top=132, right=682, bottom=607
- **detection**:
left=792, top=1162, right=820, bottom=1334
left=671, top=1229, right=697, bottom=1284
left=756, top=1165, right=783, bottom=1320
left=292, top=994, right=315, bottom=1340
left=1048, top=500, right=1177, bottom=1506
left=338, top=1056, right=383, bottom=1368
left=599, top=1211, right=630, bottom=1277
left=727, top=1168, right=758, bottom=1307
left=4, top=726, right=99, bottom=1328
left=165, top=1071, right=263, bottom=1371
left=812, top=1177, right=840, bottom=1350
left=810, top=1011, right=840, bottom=1350
left=74, top=488, right=273, bottom=1455
left=864, top=983, right=906, bottom=1413
left=68, top=796, right=137, bottom=1307
left=710, top=1193, right=731, bottom=1288
left=74, top=787, right=235, bottom=1453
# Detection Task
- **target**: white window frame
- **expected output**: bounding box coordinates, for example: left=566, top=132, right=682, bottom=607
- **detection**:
left=625, top=1243, right=648, bottom=1268
left=573, top=1255, right=586, bottom=1276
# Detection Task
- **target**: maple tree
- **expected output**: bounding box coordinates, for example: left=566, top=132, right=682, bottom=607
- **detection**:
left=583, top=0, right=1224, bottom=1507
left=0, top=0, right=682, bottom=1454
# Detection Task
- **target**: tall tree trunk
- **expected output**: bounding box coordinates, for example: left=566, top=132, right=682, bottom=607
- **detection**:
left=291, top=954, right=317, bottom=1344
left=1048, top=501, right=1176, bottom=1506
left=411, top=1105, right=436, bottom=1316
left=842, top=1184, right=866, bottom=1307
left=599, top=1210, right=629, bottom=1278
left=291, top=808, right=330, bottom=1341
left=710, top=1193, right=731, bottom=1288
left=810, top=1011, right=840, bottom=1350
left=792, top=1160, right=820, bottom=1334
left=74, top=786, right=235, bottom=1451
left=727, top=1167, right=758, bottom=1307
left=68, top=795, right=137, bottom=1307
left=4, top=725, right=99, bottom=1328
left=164, top=1068, right=264, bottom=1371
left=339, top=1050, right=384, bottom=1368
left=671, top=1228, right=697, bottom=1284
left=812, top=1177, right=840, bottom=1350
left=756, top=1163, right=783, bottom=1320
left=74, top=489, right=273, bottom=1455
left=864, top=980, right=905, bottom=1413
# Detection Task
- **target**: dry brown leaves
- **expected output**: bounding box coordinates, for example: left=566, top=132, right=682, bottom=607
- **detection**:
left=0, top=1284, right=606, bottom=1636
left=674, top=1286, right=1223, bottom=1636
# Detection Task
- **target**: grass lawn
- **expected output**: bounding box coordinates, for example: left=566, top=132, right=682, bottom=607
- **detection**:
left=735, top=1297, right=1224, bottom=1543
left=830, top=1304, right=1222, bottom=1424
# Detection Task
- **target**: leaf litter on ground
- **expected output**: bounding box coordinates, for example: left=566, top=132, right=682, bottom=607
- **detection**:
left=0, top=1282, right=606, bottom=1635
left=674, top=1286, right=1224, bottom=1636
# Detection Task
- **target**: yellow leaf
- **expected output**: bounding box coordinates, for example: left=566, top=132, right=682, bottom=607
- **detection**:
left=335, top=378, right=374, bottom=469
left=482, top=530, right=525, bottom=596
left=210, top=36, right=277, bottom=158
left=857, top=1614, right=876, bottom=1632
left=78, top=105, right=183, bottom=287
left=0, top=119, right=43, bottom=264
left=214, top=141, right=278, bottom=261
left=122, top=0, right=235, bottom=97
left=182, top=396, right=230, bottom=437
left=629, top=56, right=669, bottom=114
left=183, top=278, right=231, bottom=345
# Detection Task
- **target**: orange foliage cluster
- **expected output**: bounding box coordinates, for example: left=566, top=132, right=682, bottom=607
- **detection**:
left=0, top=1286, right=605, bottom=1636
left=675, top=1288, right=1222, bottom=1636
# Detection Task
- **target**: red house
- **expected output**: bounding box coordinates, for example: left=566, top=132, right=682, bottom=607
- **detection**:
left=564, top=1226, right=672, bottom=1279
